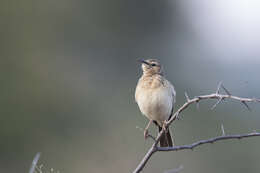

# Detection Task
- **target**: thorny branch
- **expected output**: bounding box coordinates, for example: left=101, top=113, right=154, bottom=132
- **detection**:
left=133, top=83, right=260, bottom=173
left=156, top=132, right=260, bottom=152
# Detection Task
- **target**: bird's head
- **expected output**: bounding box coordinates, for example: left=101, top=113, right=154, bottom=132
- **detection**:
left=138, top=59, right=163, bottom=76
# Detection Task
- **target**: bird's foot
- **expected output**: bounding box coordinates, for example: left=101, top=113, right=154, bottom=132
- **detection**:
left=144, top=129, right=149, bottom=139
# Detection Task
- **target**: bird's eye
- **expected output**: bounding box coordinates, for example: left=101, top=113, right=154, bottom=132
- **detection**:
left=151, top=63, right=156, bottom=66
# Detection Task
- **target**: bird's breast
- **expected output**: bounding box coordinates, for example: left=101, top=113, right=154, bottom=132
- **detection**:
left=136, top=86, right=173, bottom=124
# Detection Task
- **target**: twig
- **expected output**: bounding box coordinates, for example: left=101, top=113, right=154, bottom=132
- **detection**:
left=241, top=101, right=251, bottom=111
left=211, top=97, right=223, bottom=110
left=168, top=91, right=260, bottom=125
left=29, top=152, right=41, bottom=173
left=133, top=143, right=157, bottom=173
left=216, top=81, right=222, bottom=94
left=133, top=84, right=260, bottom=173
left=156, top=132, right=260, bottom=152
left=221, top=84, right=231, bottom=96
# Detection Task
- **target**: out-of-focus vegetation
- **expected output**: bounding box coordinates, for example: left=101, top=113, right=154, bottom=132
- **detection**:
left=1, top=0, right=260, bottom=172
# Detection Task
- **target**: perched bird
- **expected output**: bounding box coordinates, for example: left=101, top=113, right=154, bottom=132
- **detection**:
left=135, top=59, right=176, bottom=147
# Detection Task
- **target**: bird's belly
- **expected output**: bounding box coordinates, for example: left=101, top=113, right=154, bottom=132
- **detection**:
left=137, top=88, right=172, bottom=125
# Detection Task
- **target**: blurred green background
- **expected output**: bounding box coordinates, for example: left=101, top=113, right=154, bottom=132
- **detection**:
left=2, top=0, right=260, bottom=172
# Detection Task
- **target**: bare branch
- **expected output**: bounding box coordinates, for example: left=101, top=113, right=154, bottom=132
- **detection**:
left=156, top=132, right=260, bottom=152
left=133, top=84, right=260, bottom=173
left=169, top=93, right=260, bottom=124
left=29, top=152, right=41, bottom=173
left=133, top=144, right=157, bottom=173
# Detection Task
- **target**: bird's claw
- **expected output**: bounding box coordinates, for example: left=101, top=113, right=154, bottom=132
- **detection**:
left=144, top=129, right=149, bottom=139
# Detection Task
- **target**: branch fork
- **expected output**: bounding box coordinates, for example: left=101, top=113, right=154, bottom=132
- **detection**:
left=133, top=82, right=260, bottom=173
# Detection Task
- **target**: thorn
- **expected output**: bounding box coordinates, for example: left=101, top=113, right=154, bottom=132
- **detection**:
left=175, top=112, right=180, bottom=120
left=211, top=97, right=223, bottom=110
left=196, top=101, right=199, bottom=110
left=241, top=101, right=251, bottom=111
left=184, top=92, right=190, bottom=101
left=221, top=124, right=225, bottom=136
left=221, top=84, right=231, bottom=96
left=216, top=81, right=223, bottom=94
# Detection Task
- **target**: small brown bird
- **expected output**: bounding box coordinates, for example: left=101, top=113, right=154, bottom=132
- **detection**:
left=135, top=59, right=176, bottom=147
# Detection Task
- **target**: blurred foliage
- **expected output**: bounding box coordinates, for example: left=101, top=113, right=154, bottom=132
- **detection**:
left=1, top=0, right=260, bottom=173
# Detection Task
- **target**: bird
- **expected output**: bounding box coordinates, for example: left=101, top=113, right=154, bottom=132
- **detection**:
left=135, top=59, right=176, bottom=147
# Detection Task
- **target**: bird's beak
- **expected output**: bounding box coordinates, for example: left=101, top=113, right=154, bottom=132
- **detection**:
left=138, top=59, right=150, bottom=66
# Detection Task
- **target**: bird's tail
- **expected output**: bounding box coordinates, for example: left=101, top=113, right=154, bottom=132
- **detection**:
left=158, top=126, right=174, bottom=147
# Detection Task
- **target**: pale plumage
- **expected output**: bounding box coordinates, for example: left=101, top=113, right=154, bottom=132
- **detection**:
left=135, top=59, right=176, bottom=147
left=135, top=74, right=175, bottom=126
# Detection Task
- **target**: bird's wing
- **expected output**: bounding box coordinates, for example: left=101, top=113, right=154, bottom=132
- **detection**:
left=167, top=80, right=176, bottom=120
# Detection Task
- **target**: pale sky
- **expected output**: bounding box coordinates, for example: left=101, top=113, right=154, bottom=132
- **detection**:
left=177, top=0, right=260, bottom=63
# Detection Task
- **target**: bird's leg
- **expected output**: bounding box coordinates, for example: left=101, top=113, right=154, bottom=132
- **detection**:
left=144, top=120, right=153, bottom=139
